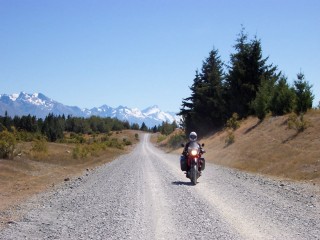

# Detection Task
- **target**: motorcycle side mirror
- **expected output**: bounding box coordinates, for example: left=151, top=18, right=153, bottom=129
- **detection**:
left=202, top=143, right=205, bottom=147
left=181, top=143, right=185, bottom=147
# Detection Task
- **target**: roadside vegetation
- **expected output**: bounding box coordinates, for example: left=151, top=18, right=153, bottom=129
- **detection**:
left=171, top=26, right=318, bottom=182
left=156, top=129, right=187, bottom=149
left=179, top=27, right=315, bottom=139
left=0, top=112, right=178, bottom=160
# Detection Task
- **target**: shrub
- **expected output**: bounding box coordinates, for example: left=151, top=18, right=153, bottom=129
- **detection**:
left=0, top=130, right=16, bottom=159
left=225, top=130, right=235, bottom=146
left=224, top=113, right=239, bottom=146
left=31, top=138, right=48, bottom=153
left=100, top=133, right=110, bottom=143
left=30, top=138, right=48, bottom=160
left=15, top=130, right=43, bottom=142
left=287, top=113, right=310, bottom=132
left=168, top=133, right=186, bottom=149
left=134, top=133, right=139, bottom=140
left=64, top=133, right=86, bottom=144
left=72, top=144, right=89, bottom=159
left=122, top=138, right=132, bottom=146
left=157, top=134, right=167, bottom=143
left=105, top=138, right=124, bottom=149
left=226, top=113, right=240, bottom=130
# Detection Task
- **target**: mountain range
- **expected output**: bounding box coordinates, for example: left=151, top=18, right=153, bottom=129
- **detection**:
left=0, top=92, right=181, bottom=127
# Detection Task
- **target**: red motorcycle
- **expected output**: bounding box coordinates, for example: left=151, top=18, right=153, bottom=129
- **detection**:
left=180, top=142, right=205, bottom=185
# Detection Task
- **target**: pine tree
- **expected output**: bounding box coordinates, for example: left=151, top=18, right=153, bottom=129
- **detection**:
left=140, top=122, right=148, bottom=132
left=152, top=125, right=158, bottom=133
left=293, top=72, right=314, bottom=113
left=131, top=123, right=140, bottom=130
left=198, top=48, right=227, bottom=128
left=225, top=28, right=249, bottom=117
left=179, top=70, right=202, bottom=134
left=42, top=114, right=64, bottom=141
left=3, top=111, right=12, bottom=130
left=270, top=76, right=296, bottom=115
left=179, top=48, right=226, bottom=136
left=252, top=77, right=273, bottom=119
left=226, top=28, right=277, bottom=118
left=251, top=72, right=284, bottom=119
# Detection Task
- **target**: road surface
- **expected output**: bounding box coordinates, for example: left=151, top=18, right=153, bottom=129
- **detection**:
left=1, top=134, right=319, bottom=239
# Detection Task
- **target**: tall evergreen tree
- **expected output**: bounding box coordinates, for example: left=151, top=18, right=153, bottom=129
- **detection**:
left=226, top=28, right=277, bottom=118
left=179, top=48, right=226, bottom=136
left=198, top=48, right=227, bottom=128
left=179, top=70, right=202, bottom=134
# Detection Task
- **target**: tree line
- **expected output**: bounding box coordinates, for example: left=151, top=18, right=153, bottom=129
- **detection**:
left=0, top=112, right=178, bottom=142
left=179, top=27, right=314, bottom=136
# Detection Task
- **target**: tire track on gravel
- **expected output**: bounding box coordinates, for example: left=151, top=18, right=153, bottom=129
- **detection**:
left=139, top=135, right=177, bottom=239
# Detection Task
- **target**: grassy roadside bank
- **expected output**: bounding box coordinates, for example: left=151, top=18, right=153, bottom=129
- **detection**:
left=0, top=130, right=140, bottom=228
left=157, top=111, right=320, bottom=185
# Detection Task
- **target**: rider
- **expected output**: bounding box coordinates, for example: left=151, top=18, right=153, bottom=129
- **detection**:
left=182, top=131, right=203, bottom=175
left=182, top=131, right=198, bottom=154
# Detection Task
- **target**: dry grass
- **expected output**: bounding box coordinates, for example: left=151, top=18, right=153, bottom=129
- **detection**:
left=201, top=111, right=320, bottom=183
left=0, top=130, right=140, bottom=227
left=165, top=111, right=320, bottom=184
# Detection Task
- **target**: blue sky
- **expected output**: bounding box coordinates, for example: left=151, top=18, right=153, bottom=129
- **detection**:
left=1, top=0, right=319, bottom=112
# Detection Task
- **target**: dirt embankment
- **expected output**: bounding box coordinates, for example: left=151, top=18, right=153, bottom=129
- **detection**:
left=168, top=111, right=320, bottom=184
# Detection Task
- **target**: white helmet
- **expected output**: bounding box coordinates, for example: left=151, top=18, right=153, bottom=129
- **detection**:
left=189, top=131, right=197, bottom=141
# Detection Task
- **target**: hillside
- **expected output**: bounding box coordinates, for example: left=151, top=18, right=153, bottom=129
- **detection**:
left=168, top=111, right=320, bottom=184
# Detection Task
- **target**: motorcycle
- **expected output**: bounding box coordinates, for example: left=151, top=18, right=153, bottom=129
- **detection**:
left=180, top=142, right=205, bottom=185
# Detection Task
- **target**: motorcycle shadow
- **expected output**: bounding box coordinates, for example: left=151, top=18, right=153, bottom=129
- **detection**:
left=171, top=181, right=197, bottom=186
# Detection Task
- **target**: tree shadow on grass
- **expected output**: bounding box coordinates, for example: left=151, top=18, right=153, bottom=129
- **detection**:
left=282, top=131, right=300, bottom=144
left=244, top=120, right=263, bottom=134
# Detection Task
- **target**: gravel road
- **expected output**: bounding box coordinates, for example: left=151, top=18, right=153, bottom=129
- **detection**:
left=1, top=133, right=319, bottom=239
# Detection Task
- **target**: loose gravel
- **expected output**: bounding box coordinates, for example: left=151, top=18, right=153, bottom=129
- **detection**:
left=0, top=134, right=319, bottom=239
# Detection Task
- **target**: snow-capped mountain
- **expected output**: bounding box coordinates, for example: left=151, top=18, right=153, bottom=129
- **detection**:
left=0, top=92, right=85, bottom=119
left=142, top=105, right=178, bottom=124
left=0, top=92, right=181, bottom=127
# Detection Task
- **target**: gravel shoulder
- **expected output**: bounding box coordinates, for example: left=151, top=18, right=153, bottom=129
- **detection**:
left=0, top=133, right=319, bottom=239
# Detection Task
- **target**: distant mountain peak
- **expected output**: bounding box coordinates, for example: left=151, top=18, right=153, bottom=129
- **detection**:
left=10, top=93, right=20, bottom=101
left=0, top=92, right=181, bottom=127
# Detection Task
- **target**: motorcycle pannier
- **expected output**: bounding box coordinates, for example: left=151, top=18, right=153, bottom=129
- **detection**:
left=180, top=156, right=187, bottom=171
left=200, top=158, right=205, bottom=171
